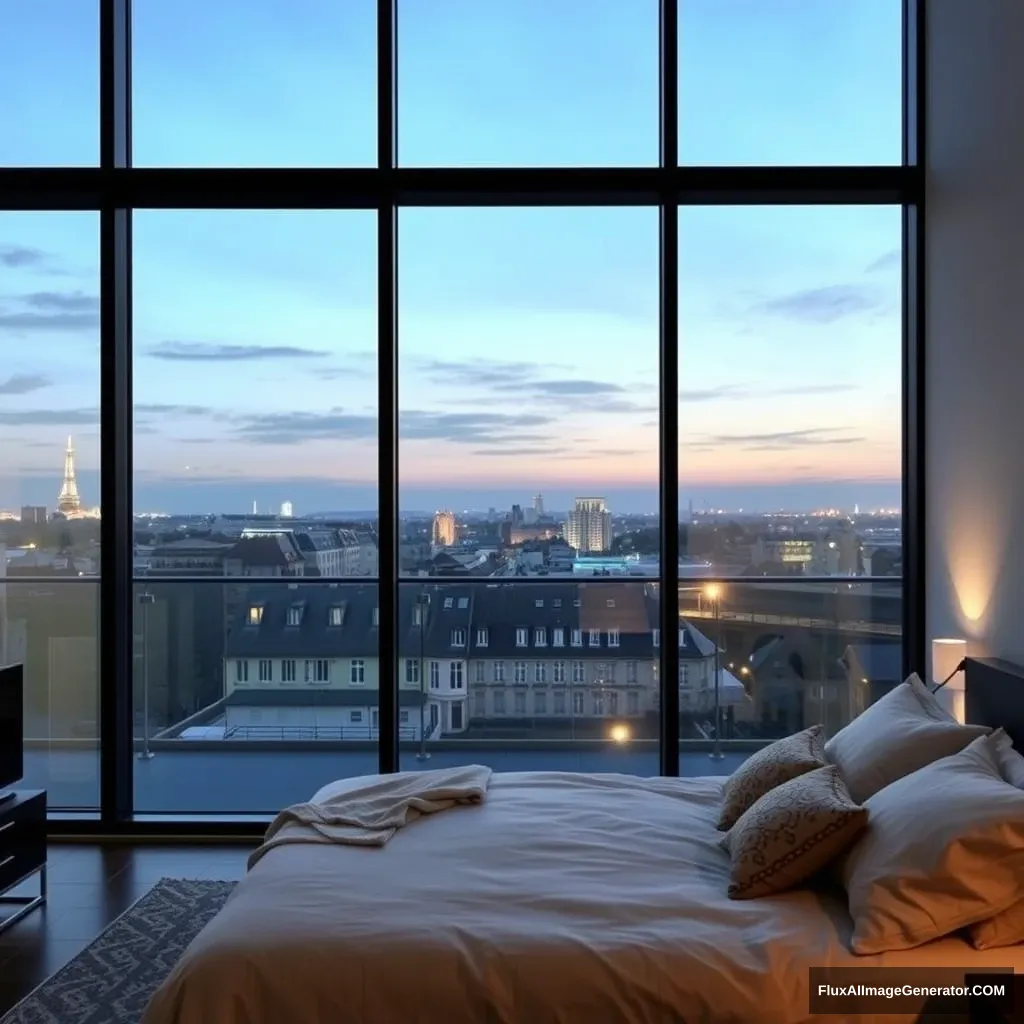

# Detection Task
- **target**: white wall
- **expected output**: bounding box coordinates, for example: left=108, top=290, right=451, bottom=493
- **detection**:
left=926, top=0, right=1024, bottom=669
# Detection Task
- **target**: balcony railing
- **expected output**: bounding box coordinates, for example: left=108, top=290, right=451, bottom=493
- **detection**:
left=5, top=572, right=901, bottom=815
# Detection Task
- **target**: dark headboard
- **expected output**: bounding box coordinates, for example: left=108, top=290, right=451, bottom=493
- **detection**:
left=964, top=657, right=1024, bottom=751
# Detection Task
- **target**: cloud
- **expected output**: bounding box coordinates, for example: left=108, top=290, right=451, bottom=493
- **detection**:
left=317, top=366, right=374, bottom=380
left=690, top=427, right=865, bottom=451
left=232, top=409, right=378, bottom=445
left=471, top=446, right=569, bottom=457
left=679, top=382, right=857, bottom=405
left=521, top=379, right=625, bottom=397
left=23, top=291, right=98, bottom=314
left=148, top=341, right=330, bottom=362
left=0, top=308, right=99, bottom=331
left=0, top=245, right=47, bottom=268
left=418, top=358, right=536, bottom=388
left=414, top=357, right=644, bottom=410
left=0, top=373, right=51, bottom=396
left=135, top=403, right=218, bottom=417
left=751, top=284, right=885, bottom=324
left=401, top=410, right=554, bottom=445
left=866, top=249, right=901, bottom=273
left=0, top=407, right=97, bottom=426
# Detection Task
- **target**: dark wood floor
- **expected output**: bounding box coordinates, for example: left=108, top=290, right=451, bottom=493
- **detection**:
left=0, top=843, right=254, bottom=1016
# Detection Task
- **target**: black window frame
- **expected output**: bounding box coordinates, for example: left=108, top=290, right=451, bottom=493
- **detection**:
left=0, top=0, right=924, bottom=836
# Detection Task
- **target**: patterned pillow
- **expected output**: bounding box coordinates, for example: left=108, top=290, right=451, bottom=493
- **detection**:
left=717, top=725, right=827, bottom=831
left=722, top=765, right=868, bottom=900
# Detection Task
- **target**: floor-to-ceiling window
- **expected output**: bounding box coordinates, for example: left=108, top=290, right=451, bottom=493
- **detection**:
left=0, top=0, right=919, bottom=827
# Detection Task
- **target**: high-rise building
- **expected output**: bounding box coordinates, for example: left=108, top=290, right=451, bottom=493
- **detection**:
left=57, top=436, right=81, bottom=515
left=432, top=510, right=457, bottom=547
left=20, top=506, right=47, bottom=525
left=564, top=497, right=613, bottom=554
left=281, top=501, right=294, bottom=518
left=533, top=493, right=544, bottom=517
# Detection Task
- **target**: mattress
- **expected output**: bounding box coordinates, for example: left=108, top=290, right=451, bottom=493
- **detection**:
left=143, top=771, right=1024, bottom=1024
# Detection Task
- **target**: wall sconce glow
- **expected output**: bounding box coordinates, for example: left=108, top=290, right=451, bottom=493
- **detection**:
left=608, top=723, right=631, bottom=745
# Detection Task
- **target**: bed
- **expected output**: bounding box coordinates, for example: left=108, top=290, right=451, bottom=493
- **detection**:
left=143, top=658, right=1024, bottom=1024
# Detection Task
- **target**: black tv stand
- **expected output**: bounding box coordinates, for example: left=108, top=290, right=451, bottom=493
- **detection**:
left=0, top=791, right=16, bottom=806
left=0, top=790, right=47, bottom=935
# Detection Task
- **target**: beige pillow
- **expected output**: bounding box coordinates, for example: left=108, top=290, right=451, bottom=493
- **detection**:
left=722, top=765, right=867, bottom=900
left=824, top=673, right=989, bottom=804
left=841, top=733, right=1024, bottom=955
left=717, top=725, right=826, bottom=831
left=966, top=730, right=1024, bottom=950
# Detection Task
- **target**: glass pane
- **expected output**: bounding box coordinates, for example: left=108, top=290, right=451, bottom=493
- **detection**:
left=677, top=580, right=901, bottom=774
left=397, top=0, right=659, bottom=167
left=132, top=581, right=379, bottom=814
left=0, top=1, right=100, bottom=166
left=131, top=211, right=378, bottom=814
left=399, top=206, right=658, bottom=562
left=676, top=205, right=902, bottom=774
left=6, top=581, right=100, bottom=810
left=398, top=581, right=659, bottom=773
left=0, top=212, right=100, bottom=811
left=132, top=0, right=376, bottom=167
left=678, top=205, right=901, bottom=543
left=679, top=0, right=903, bottom=166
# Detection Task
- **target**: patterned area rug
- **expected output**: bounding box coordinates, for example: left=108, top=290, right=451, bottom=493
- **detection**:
left=1, top=878, right=235, bottom=1024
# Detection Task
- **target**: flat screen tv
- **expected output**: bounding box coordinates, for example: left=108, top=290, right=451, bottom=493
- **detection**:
left=0, top=664, right=23, bottom=801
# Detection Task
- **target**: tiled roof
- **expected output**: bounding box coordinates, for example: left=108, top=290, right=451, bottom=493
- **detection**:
left=225, top=581, right=712, bottom=663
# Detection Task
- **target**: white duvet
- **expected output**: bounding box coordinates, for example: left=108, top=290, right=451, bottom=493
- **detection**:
left=143, top=771, right=1023, bottom=1024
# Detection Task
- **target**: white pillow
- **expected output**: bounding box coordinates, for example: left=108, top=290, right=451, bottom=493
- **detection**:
left=990, top=727, right=1024, bottom=788
left=824, top=673, right=989, bottom=803
left=841, top=733, right=1024, bottom=955
left=965, top=729, right=1024, bottom=950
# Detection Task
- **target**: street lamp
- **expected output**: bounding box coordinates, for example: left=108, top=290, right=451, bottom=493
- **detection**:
left=704, top=584, right=724, bottom=760
left=416, top=590, right=431, bottom=761
left=137, top=591, right=155, bottom=760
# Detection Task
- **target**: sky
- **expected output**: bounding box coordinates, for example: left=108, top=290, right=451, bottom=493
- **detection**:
left=0, top=0, right=904, bottom=516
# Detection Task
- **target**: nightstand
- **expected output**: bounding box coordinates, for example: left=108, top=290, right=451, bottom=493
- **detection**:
left=0, top=790, right=47, bottom=935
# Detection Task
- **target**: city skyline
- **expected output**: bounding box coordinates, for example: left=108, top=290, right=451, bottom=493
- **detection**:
left=0, top=2, right=903, bottom=513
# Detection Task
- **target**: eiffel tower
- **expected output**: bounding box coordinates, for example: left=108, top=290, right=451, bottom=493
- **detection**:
left=57, top=435, right=82, bottom=515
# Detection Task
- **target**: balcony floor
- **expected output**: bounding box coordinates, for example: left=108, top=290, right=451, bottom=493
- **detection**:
left=0, top=843, right=253, bottom=1016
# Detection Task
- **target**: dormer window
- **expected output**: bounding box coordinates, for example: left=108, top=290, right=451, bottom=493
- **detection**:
left=247, top=605, right=263, bottom=626
left=588, top=629, right=600, bottom=647
left=372, top=607, right=379, bottom=627
left=534, top=598, right=544, bottom=608
left=574, top=599, right=581, bottom=607
left=413, top=605, right=423, bottom=627
left=476, top=628, right=489, bottom=647
left=328, top=605, right=344, bottom=627
left=679, top=627, right=687, bottom=648
left=608, top=628, right=620, bottom=647
left=515, top=627, right=528, bottom=647
left=571, top=628, right=582, bottom=647
left=534, top=627, right=546, bottom=647
left=287, top=604, right=304, bottom=627
left=457, top=597, right=469, bottom=609
left=450, top=628, right=466, bottom=647
left=553, top=598, right=562, bottom=608
left=653, top=628, right=661, bottom=647
left=443, top=597, right=453, bottom=609
left=553, top=627, right=564, bottom=647
left=606, top=599, right=616, bottom=608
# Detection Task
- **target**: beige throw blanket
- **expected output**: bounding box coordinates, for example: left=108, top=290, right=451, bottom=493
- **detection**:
left=248, top=764, right=493, bottom=869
